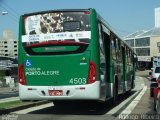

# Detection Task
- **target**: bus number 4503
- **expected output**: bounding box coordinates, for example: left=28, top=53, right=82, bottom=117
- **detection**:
left=69, top=78, right=87, bottom=84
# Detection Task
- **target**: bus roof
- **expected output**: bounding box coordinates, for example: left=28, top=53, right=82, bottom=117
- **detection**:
left=97, top=14, right=134, bottom=53
left=22, top=9, right=91, bottom=16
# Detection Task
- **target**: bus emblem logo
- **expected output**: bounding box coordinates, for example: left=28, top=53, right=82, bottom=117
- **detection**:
left=26, top=60, right=32, bottom=67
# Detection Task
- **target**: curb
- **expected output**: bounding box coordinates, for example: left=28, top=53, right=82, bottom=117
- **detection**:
left=0, top=100, right=51, bottom=115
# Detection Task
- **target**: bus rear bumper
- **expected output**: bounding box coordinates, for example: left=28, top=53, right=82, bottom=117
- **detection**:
left=19, top=81, right=101, bottom=101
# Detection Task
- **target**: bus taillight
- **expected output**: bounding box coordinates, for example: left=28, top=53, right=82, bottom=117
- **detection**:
left=84, top=11, right=90, bottom=15
left=18, top=64, right=26, bottom=85
left=88, top=61, right=96, bottom=84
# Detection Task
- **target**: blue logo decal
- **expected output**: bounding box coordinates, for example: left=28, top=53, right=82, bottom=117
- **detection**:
left=25, top=60, right=32, bottom=67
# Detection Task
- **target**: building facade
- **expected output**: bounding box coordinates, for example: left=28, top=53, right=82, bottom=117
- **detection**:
left=124, top=7, right=160, bottom=69
left=0, top=30, right=18, bottom=58
left=124, top=28, right=160, bottom=69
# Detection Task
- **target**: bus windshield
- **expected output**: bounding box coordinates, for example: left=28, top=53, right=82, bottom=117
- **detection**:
left=22, top=11, right=91, bottom=55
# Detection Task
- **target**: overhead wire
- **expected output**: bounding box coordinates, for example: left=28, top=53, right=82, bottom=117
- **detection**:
left=3, top=2, right=20, bottom=16
left=0, top=3, right=19, bottom=38
left=0, top=4, right=19, bottom=24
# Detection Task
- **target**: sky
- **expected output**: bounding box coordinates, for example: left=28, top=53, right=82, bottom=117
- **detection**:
left=0, top=0, right=160, bottom=39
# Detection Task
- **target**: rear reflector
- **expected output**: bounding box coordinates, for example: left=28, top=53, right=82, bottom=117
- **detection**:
left=87, top=61, right=96, bottom=84
left=80, top=87, right=85, bottom=90
left=28, top=88, right=32, bottom=90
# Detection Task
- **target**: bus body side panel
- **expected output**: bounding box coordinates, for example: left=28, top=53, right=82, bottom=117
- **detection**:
left=89, top=9, right=105, bottom=100
left=107, top=36, right=113, bottom=98
left=90, top=9, right=100, bottom=81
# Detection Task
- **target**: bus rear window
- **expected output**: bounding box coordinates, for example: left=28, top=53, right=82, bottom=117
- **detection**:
left=21, top=11, right=91, bottom=55
left=63, top=21, right=81, bottom=31
left=23, top=11, right=90, bottom=35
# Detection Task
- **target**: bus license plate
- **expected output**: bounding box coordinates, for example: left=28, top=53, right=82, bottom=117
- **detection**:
left=49, top=90, right=63, bottom=96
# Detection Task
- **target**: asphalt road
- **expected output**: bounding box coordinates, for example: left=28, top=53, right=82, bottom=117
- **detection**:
left=1, top=70, right=152, bottom=120
left=11, top=93, right=137, bottom=120
left=131, top=70, right=156, bottom=115
left=0, top=87, right=18, bottom=99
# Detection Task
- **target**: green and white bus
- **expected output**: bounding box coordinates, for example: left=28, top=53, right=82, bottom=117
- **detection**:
left=18, top=8, right=136, bottom=103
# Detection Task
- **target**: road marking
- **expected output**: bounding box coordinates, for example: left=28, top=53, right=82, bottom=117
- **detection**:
left=107, top=76, right=146, bottom=115
left=107, top=91, right=139, bottom=115
left=119, top=86, right=147, bottom=116
left=0, top=97, right=19, bottom=103
left=12, top=103, right=53, bottom=114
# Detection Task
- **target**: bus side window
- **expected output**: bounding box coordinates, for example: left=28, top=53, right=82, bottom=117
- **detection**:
left=111, top=36, right=116, bottom=60
left=98, top=23, right=105, bottom=56
left=116, top=39, right=122, bottom=62
left=128, top=49, right=131, bottom=65
left=126, top=47, right=130, bottom=65
left=129, top=50, right=132, bottom=65
left=98, top=23, right=106, bottom=80
left=126, top=47, right=128, bottom=64
left=131, top=52, right=133, bottom=65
